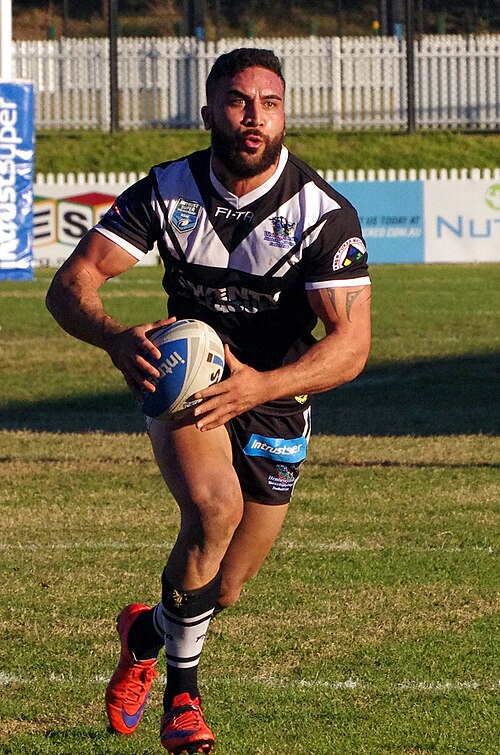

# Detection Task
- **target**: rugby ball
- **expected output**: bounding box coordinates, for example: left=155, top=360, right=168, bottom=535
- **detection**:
left=142, top=319, right=225, bottom=421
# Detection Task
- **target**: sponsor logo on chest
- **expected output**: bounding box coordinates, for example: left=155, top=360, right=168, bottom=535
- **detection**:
left=178, top=273, right=280, bottom=314
left=215, top=206, right=255, bottom=222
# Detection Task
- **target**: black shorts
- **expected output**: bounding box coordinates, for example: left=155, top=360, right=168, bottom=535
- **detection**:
left=227, top=405, right=312, bottom=505
left=145, top=404, right=312, bottom=507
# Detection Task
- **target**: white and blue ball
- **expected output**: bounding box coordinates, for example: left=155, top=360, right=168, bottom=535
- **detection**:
left=142, top=319, right=225, bottom=421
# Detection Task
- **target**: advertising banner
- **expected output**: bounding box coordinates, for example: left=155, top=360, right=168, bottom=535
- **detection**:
left=0, top=82, right=35, bottom=280
left=33, top=181, right=159, bottom=268
left=332, top=181, right=425, bottom=264
left=30, top=175, right=498, bottom=268
left=424, top=180, right=500, bottom=263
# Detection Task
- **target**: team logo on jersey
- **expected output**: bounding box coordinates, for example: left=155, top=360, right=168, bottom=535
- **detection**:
left=333, top=237, right=366, bottom=271
left=171, top=198, right=202, bottom=233
left=271, top=216, right=296, bottom=237
left=264, top=215, right=298, bottom=249
left=294, top=394, right=309, bottom=405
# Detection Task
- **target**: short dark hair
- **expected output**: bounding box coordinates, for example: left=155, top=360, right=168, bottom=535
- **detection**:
left=205, top=48, right=285, bottom=102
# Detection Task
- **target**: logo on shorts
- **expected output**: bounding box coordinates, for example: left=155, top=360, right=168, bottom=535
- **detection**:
left=172, top=198, right=202, bottom=232
left=333, top=237, right=366, bottom=271
left=268, top=464, right=296, bottom=492
left=275, top=464, right=295, bottom=482
left=243, top=434, right=307, bottom=463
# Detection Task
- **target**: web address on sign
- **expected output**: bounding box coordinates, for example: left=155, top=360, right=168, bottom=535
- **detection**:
left=364, top=227, right=422, bottom=238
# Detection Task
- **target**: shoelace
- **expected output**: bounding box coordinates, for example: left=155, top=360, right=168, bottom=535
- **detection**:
left=123, top=664, right=158, bottom=704
left=163, top=703, right=202, bottom=731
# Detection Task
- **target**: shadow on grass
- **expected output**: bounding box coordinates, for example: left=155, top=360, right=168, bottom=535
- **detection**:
left=314, top=352, right=499, bottom=437
left=2, top=353, right=499, bottom=436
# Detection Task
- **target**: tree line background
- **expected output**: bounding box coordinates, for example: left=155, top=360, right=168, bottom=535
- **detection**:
left=13, top=0, right=500, bottom=40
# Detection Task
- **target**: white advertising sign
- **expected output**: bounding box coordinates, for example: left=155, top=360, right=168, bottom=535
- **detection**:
left=424, top=180, right=500, bottom=263
left=33, top=181, right=159, bottom=267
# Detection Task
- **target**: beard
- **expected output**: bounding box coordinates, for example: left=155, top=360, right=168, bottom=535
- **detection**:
left=211, top=123, right=285, bottom=179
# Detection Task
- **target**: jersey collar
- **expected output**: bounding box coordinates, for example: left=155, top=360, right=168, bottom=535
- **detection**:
left=209, top=146, right=289, bottom=209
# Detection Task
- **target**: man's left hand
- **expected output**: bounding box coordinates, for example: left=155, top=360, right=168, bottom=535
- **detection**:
left=193, top=345, right=271, bottom=431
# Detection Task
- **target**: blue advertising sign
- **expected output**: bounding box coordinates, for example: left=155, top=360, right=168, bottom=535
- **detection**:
left=0, top=82, right=35, bottom=280
left=332, top=181, right=425, bottom=264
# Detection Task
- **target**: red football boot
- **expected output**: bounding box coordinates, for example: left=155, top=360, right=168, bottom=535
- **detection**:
left=105, top=603, right=159, bottom=735
left=160, top=692, right=215, bottom=754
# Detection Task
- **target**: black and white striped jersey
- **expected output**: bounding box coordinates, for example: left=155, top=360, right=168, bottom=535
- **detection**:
left=96, top=146, right=370, bottom=405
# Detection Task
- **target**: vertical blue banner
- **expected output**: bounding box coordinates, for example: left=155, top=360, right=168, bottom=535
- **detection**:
left=332, top=181, right=425, bottom=264
left=0, top=82, right=35, bottom=280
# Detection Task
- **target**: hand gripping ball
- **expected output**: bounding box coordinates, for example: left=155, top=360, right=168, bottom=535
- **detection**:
left=142, top=319, right=225, bottom=421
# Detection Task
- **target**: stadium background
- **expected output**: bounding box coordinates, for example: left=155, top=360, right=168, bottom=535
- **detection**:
left=12, top=0, right=500, bottom=40
left=0, top=2, right=499, bottom=753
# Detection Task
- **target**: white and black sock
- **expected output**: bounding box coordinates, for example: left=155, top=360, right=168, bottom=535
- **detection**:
left=153, top=568, right=222, bottom=710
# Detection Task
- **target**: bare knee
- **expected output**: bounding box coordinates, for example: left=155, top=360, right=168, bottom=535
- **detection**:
left=168, top=481, right=244, bottom=585
left=188, top=480, right=244, bottom=543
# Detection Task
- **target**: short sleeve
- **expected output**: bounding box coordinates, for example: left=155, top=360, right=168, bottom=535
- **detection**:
left=304, top=205, right=370, bottom=290
left=95, top=173, right=160, bottom=260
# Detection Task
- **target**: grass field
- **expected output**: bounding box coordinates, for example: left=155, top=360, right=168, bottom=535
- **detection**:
left=0, top=264, right=499, bottom=754
left=35, top=130, right=500, bottom=175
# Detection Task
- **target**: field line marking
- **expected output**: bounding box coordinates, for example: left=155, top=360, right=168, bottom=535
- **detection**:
left=0, top=541, right=495, bottom=554
left=0, top=540, right=497, bottom=555
left=236, top=676, right=500, bottom=692
left=0, top=671, right=498, bottom=692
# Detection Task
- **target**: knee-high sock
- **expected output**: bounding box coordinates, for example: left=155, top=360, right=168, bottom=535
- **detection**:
left=153, top=569, right=222, bottom=710
left=127, top=607, right=164, bottom=660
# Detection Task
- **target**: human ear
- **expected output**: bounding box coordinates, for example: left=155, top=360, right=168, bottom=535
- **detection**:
left=201, top=105, right=212, bottom=131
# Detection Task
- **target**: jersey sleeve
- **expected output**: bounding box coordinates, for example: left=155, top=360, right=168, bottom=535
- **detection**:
left=303, top=204, right=370, bottom=289
left=95, top=172, right=160, bottom=260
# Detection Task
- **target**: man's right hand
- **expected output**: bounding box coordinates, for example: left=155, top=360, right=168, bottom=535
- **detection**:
left=45, top=232, right=177, bottom=400
left=104, top=318, right=176, bottom=399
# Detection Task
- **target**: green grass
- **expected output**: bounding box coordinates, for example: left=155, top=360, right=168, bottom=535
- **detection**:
left=0, top=265, right=499, bottom=753
left=35, top=129, right=500, bottom=175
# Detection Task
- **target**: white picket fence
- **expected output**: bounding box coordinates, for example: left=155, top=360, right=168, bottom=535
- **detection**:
left=14, top=34, right=500, bottom=131
left=34, top=166, right=500, bottom=189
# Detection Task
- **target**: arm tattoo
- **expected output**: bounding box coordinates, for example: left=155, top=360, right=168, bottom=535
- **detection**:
left=326, top=289, right=340, bottom=318
left=346, top=289, right=362, bottom=321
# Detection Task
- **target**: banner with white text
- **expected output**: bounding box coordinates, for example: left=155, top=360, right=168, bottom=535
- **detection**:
left=0, top=82, right=35, bottom=280
left=333, top=181, right=425, bottom=264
